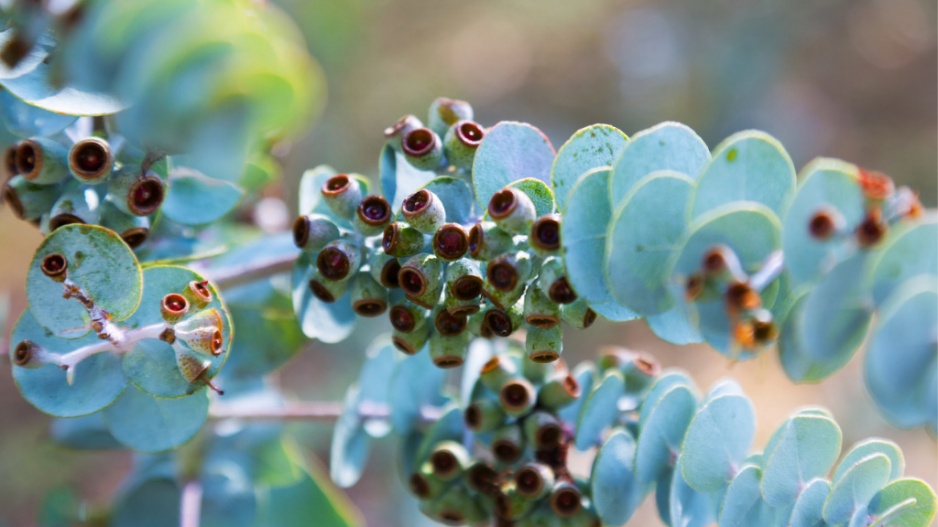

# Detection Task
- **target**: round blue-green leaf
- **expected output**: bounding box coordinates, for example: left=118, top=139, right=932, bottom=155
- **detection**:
left=823, top=454, right=893, bottom=525
left=636, top=384, right=698, bottom=485
left=607, top=171, right=695, bottom=315
left=783, top=158, right=865, bottom=286
left=551, top=124, right=628, bottom=209
left=0, top=29, right=53, bottom=80
left=640, top=370, right=695, bottom=422
left=200, top=461, right=256, bottom=527
left=10, top=310, right=127, bottom=417
left=389, top=348, right=447, bottom=435
left=0, top=89, right=77, bottom=138
left=761, top=414, right=842, bottom=507
left=1, top=58, right=127, bottom=115
left=111, top=477, right=180, bottom=527
left=380, top=144, right=437, bottom=214
left=691, top=130, right=795, bottom=219
left=833, top=439, right=905, bottom=484
left=609, top=121, right=710, bottom=207
left=299, top=165, right=338, bottom=216
left=357, top=336, right=398, bottom=438
left=27, top=225, right=143, bottom=339
left=330, top=386, right=371, bottom=488
left=670, top=203, right=781, bottom=356
left=867, top=213, right=938, bottom=306
left=867, top=478, right=937, bottom=527
left=646, top=308, right=703, bottom=345
left=558, top=362, right=595, bottom=425
left=562, top=167, right=637, bottom=321
left=506, top=178, right=555, bottom=217
left=103, top=385, right=209, bottom=452
left=161, top=168, right=244, bottom=226
left=680, top=392, right=756, bottom=492
left=777, top=288, right=849, bottom=383
left=719, top=465, right=784, bottom=527
left=798, top=254, right=872, bottom=364
left=291, top=254, right=356, bottom=343
left=789, top=478, right=832, bottom=527
left=670, top=460, right=719, bottom=527
left=575, top=369, right=625, bottom=450
left=122, top=266, right=231, bottom=398
left=472, top=121, right=555, bottom=209
left=51, top=413, right=123, bottom=450
left=419, top=177, right=474, bottom=225
left=592, top=429, right=643, bottom=526
left=865, top=276, right=937, bottom=429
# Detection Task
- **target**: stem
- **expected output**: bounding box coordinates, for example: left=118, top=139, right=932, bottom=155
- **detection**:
left=62, top=278, right=126, bottom=346
left=209, top=401, right=442, bottom=423
left=179, top=480, right=203, bottom=527
left=749, top=250, right=784, bottom=291
left=43, top=323, right=167, bottom=385
left=192, top=250, right=298, bottom=290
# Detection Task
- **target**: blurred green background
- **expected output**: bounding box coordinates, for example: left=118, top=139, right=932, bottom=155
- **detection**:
left=1, top=0, right=935, bottom=525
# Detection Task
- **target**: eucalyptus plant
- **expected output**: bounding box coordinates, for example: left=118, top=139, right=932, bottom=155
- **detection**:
left=0, top=2, right=935, bottom=527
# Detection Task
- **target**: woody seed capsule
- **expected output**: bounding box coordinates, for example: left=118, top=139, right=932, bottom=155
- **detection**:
left=442, top=120, right=485, bottom=171
left=428, top=97, right=474, bottom=138
left=402, top=189, right=446, bottom=234
left=488, top=187, right=536, bottom=235
left=293, top=213, right=340, bottom=253
left=354, top=195, right=392, bottom=235
left=17, top=138, right=70, bottom=185
left=402, top=128, right=444, bottom=171
left=68, top=137, right=112, bottom=184
left=382, top=222, right=426, bottom=258
left=321, top=174, right=363, bottom=220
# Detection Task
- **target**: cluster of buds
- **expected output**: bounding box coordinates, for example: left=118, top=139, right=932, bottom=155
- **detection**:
left=2, top=133, right=165, bottom=248
left=158, top=280, right=225, bottom=394
left=293, top=98, right=595, bottom=368
left=404, top=348, right=660, bottom=526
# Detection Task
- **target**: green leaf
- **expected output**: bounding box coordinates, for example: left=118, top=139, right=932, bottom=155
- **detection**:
left=122, top=266, right=231, bottom=398
left=0, top=88, right=77, bottom=138
left=865, top=276, right=937, bottom=429
left=761, top=413, right=842, bottom=507
left=789, top=478, right=832, bottom=527
left=27, top=225, right=143, bottom=339
left=1, top=54, right=127, bottom=115
left=680, top=389, right=756, bottom=493
left=161, top=167, right=244, bottom=226
left=551, top=124, right=629, bottom=210
left=782, top=158, right=865, bottom=286
left=472, top=121, right=555, bottom=209
left=330, top=386, right=371, bottom=488
left=575, top=369, right=625, bottom=450
left=591, top=429, right=644, bottom=526
left=506, top=177, right=555, bottom=217
left=607, top=170, right=695, bottom=316
left=718, top=465, right=784, bottom=527
left=291, top=254, right=356, bottom=343
left=357, top=336, right=398, bottom=438
left=0, top=29, right=53, bottom=80
left=690, top=130, right=796, bottom=219
left=823, top=454, right=893, bottom=525
left=562, top=167, right=638, bottom=321
left=419, top=177, right=475, bottom=225
left=867, top=478, right=937, bottom=527
left=10, top=309, right=127, bottom=417
left=833, top=440, right=905, bottom=483
left=389, top=348, right=447, bottom=435
left=635, top=384, right=698, bottom=485
left=103, top=384, right=209, bottom=452
left=867, top=212, right=938, bottom=306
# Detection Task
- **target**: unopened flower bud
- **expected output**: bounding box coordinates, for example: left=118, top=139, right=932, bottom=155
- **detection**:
left=173, top=344, right=222, bottom=394
left=174, top=308, right=225, bottom=357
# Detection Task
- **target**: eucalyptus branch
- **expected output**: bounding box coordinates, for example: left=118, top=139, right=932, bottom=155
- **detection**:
left=179, top=480, right=203, bottom=527
left=208, top=401, right=442, bottom=423
left=192, top=249, right=298, bottom=291
left=749, top=250, right=784, bottom=292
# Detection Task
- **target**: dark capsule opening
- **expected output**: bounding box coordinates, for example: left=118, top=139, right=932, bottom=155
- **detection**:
left=488, top=189, right=517, bottom=219
left=398, top=267, right=427, bottom=296
left=493, top=440, right=522, bottom=464
left=583, top=308, right=597, bottom=328
left=2, top=183, right=23, bottom=219
left=392, top=335, right=418, bottom=355
left=702, top=248, right=727, bottom=274
left=308, top=279, right=335, bottom=303
left=384, top=114, right=420, bottom=139
left=536, top=423, right=562, bottom=448
left=15, top=140, right=39, bottom=178
left=452, top=275, right=483, bottom=301
left=726, top=281, right=760, bottom=310
left=635, top=355, right=660, bottom=377
left=3, top=145, right=17, bottom=176
left=402, top=128, right=436, bottom=157
left=685, top=274, right=704, bottom=301
left=525, top=314, right=560, bottom=330
left=162, top=293, right=189, bottom=314
left=808, top=210, right=836, bottom=240
left=483, top=309, right=513, bottom=337
left=515, top=466, right=544, bottom=496
left=211, top=330, right=223, bottom=354
left=435, top=309, right=467, bottom=336
left=292, top=216, right=310, bottom=247
left=128, top=176, right=165, bottom=216
left=322, top=174, right=350, bottom=195
left=487, top=259, right=518, bottom=291
left=380, top=259, right=401, bottom=288
left=408, top=473, right=431, bottom=499
left=455, top=121, right=485, bottom=147
left=40, top=253, right=68, bottom=279
left=563, top=375, right=581, bottom=398
left=13, top=340, right=33, bottom=367
left=548, top=277, right=577, bottom=304
left=753, top=319, right=778, bottom=343
left=529, top=350, right=559, bottom=363
left=70, top=139, right=109, bottom=179
left=438, top=511, right=465, bottom=526
left=49, top=213, right=84, bottom=231
left=464, top=404, right=483, bottom=429
left=317, top=247, right=351, bottom=281
left=189, top=281, right=213, bottom=303
left=531, top=215, right=561, bottom=250
left=467, top=463, right=498, bottom=495
left=430, top=449, right=458, bottom=478
left=551, top=486, right=582, bottom=517
left=432, top=224, right=468, bottom=260
left=467, top=223, right=484, bottom=257
left=382, top=224, right=399, bottom=252
left=357, top=195, right=391, bottom=225
left=402, top=189, right=431, bottom=216
left=500, top=381, right=531, bottom=411
left=389, top=305, right=417, bottom=332
left=353, top=299, right=387, bottom=317
left=121, top=227, right=149, bottom=249
left=856, top=211, right=886, bottom=248
left=435, top=355, right=465, bottom=368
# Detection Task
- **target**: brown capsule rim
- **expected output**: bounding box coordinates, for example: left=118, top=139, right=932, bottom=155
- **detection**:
left=548, top=277, right=578, bottom=304
left=392, top=335, right=419, bottom=355
left=292, top=215, right=310, bottom=247
left=528, top=350, right=560, bottom=363
left=515, top=465, right=547, bottom=497
left=487, top=257, right=519, bottom=292
left=488, top=188, right=518, bottom=219
left=530, top=214, right=561, bottom=251
left=353, top=298, right=388, bottom=317
left=455, top=120, right=485, bottom=148
left=3, top=144, right=17, bottom=177
left=188, top=280, right=213, bottom=303
left=40, top=253, right=68, bottom=279
left=48, top=213, right=85, bottom=231
left=357, top=195, right=391, bottom=226
left=379, top=258, right=401, bottom=288
left=432, top=223, right=468, bottom=260
left=525, top=314, right=560, bottom=330
left=121, top=227, right=149, bottom=249
left=402, top=128, right=437, bottom=158
left=550, top=485, right=583, bottom=518
left=308, top=279, right=336, bottom=303
left=321, top=174, right=352, bottom=197
left=398, top=266, right=428, bottom=297
left=499, top=379, right=533, bottom=411
left=12, top=340, right=34, bottom=366
left=2, top=182, right=24, bottom=219
left=161, top=293, right=189, bottom=316
left=127, top=175, right=165, bottom=216
left=401, top=189, right=433, bottom=218
left=16, top=140, right=42, bottom=180
left=68, top=137, right=111, bottom=180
